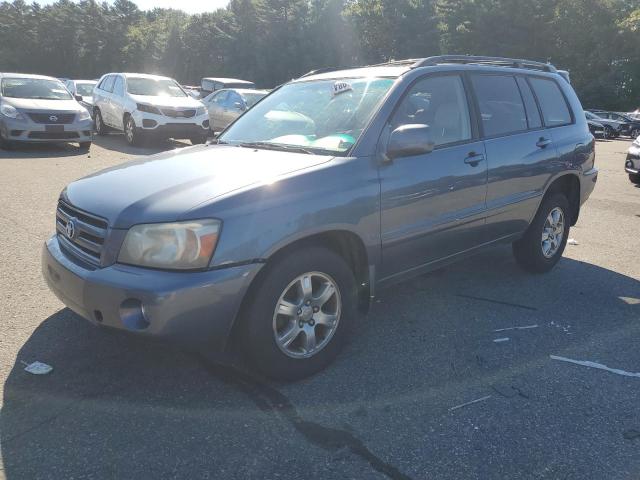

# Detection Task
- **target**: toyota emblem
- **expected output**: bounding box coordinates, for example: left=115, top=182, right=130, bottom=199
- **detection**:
left=49, top=115, right=58, bottom=122
left=65, top=218, right=76, bottom=239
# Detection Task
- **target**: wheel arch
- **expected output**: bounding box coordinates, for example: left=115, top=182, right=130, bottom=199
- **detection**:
left=543, top=173, right=581, bottom=226
left=226, top=229, right=372, bottom=352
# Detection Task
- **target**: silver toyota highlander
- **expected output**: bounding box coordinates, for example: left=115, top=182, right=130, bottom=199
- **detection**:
left=0, top=73, right=93, bottom=150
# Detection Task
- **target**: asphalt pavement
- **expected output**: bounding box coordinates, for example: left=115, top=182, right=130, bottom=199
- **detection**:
left=0, top=134, right=639, bottom=479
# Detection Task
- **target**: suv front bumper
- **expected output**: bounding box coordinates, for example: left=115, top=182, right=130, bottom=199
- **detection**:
left=42, top=235, right=262, bottom=351
left=1, top=116, right=92, bottom=143
left=131, top=110, right=210, bottom=138
left=626, top=145, right=640, bottom=174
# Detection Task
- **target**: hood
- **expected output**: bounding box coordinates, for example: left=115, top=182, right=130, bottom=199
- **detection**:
left=63, top=145, right=332, bottom=228
left=129, top=94, right=202, bottom=109
left=6, top=97, right=83, bottom=112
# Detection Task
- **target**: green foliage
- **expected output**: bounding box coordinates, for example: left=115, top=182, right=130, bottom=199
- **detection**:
left=0, top=0, right=639, bottom=109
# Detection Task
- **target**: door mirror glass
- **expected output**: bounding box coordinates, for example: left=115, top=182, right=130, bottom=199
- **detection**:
left=75, top=94, right=83, bottom=102
left=386, top=124, right=434, bottom=160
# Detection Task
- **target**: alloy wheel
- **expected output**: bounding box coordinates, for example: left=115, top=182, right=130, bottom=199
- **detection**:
left=272, top=272, right=341, bottom=359
left=541, top=207, right=565, bottom=258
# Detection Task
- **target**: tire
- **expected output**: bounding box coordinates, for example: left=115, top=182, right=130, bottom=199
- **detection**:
left=94, top=109, right=107, bottom=135
left=631, top=128, right=640, bottom=139
left=124, top=115, right=142, bottom=146
left=79, top=141, right=91, bottom=151
left=0, top=132, right=14, bottom=150
left=513, top=193, right=570, bottom=274
left=629, top=173, right=640, bottom=185
left=603, top=126, right=612, bottom=139
left=190, top=135, right=208, bottom=145
left=241, top=246, right=357, bottom=381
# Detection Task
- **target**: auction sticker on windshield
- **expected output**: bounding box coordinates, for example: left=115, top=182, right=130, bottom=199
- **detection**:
left=332, top=81, right=352, bottom=96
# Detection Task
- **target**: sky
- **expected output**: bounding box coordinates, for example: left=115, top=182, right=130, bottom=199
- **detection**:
left=38, top=0, right=230, bottom=14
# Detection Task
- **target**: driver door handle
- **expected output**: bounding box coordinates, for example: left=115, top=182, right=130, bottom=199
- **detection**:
left=464, top=152, right=485, bottom=166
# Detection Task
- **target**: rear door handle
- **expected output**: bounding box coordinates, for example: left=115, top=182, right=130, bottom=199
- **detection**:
left=536, top=137, right=552, bottom=148
left=464, top=152, right=485, bottom=166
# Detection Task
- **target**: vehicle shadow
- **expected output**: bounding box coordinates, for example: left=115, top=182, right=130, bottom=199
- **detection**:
left=92, top=133, right=192, bottom=155
left=2, top=249, right=639, bottom=478
left=0, top=142, right=87, bottom=159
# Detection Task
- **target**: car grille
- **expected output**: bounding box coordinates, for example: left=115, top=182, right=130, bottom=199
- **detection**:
left=28, top=132, right=79, bottom=139
left=160, top=108, right=196, bottom=118
left=56, top=200, right=108, bottom=266
left=28, top=113, right=76, bottom=124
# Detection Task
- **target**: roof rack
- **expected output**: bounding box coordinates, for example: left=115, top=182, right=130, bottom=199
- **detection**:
left=412, top=55, right=557, bottom=73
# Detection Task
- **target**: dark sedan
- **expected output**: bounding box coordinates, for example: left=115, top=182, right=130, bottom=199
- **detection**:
left=589, top=110, right=640, bottom=138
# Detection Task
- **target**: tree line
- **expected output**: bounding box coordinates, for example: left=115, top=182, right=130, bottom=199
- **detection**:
left=1, top=0, right=640, bottom=110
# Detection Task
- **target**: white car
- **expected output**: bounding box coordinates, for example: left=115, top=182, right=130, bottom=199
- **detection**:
left=93, top=73, right=209, bottom=146
left=64, top=79, right=97, bottom=114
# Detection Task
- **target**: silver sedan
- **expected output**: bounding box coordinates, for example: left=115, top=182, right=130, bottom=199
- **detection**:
left=202, top=88, right=268, bottom=132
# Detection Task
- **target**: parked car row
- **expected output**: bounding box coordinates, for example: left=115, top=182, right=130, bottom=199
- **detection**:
left=0, top=71, right=267, bottom=149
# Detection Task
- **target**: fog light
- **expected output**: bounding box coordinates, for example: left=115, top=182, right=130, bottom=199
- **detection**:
left=142, top=119, right=157, bottom=128
left=119, top=298, right=149, bottom=330
left=626, top=160, right=634, bottom=168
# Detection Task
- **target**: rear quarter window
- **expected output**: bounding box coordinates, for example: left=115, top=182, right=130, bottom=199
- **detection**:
left=528, top=77, right=573, bottom=127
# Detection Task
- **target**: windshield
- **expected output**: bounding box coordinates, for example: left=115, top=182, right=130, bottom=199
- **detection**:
left=219, top=77, right=395, bottom=155
left=1, top=77, right=72, bottom=100
left=75, top=82, right=96, bottom=96
left=127, top=77, right=187, bottom=97
left=243, top=92, right=266, bottom=108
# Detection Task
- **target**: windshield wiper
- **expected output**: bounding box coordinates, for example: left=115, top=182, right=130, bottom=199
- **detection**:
left=238, top=141, right=316, bottom=155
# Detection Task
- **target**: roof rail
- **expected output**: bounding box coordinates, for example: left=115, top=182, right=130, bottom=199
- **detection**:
left=412, top=55, right=557, bottom=73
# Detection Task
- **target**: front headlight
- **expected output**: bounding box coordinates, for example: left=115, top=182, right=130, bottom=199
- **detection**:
left=78, top=109, right=91, bottom=121
left=136, top=103, right=162, bottom=115
left=0, top=104, right=23, bottom=120
left=118, top=219, right=221, bottom=270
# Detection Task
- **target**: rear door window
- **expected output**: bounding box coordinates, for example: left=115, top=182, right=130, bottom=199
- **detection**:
left=101, top=75, right=115, bottom=93
left=391, top=75, right=472, bottom=147
left=528, top=77, right=572, bottom=127
left=112, top=76, right=124, bottom=97
left=471, top=74, right=527, bottom=137
left=516, top=77, right=542, bottom=129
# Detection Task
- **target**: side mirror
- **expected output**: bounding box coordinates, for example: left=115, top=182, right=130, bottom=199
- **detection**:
left=234, top=101, right=246, bottom=111
left=386, top=124, right=434, bottom=160
left=75, top=94, right=83, bottom=102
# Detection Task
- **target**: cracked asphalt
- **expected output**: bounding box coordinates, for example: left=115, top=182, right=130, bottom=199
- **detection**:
left=1, top=135, right=639, bottom=479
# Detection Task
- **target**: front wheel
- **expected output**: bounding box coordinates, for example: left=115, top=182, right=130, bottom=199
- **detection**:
left=241, top=247, right=357, bottom=381
left=629, top=173, right=640, bottom=185
left=513, top=193, right=570, bottom=273
left=603, top=126, right=612, bottom=139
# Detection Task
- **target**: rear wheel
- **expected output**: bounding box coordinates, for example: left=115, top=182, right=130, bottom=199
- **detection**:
left=124, top=115, right=142, bottom=146
left=631, top=128, right=640, bottom=139
left=603, top=126, right=612, bottom=139
left=94, top=109, right=107, bottom=135
left=513, top=193, right=570, bottom=273
left=629, top=173, right=640, bottom=185
left=241, top=247, right=357, bottom=381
